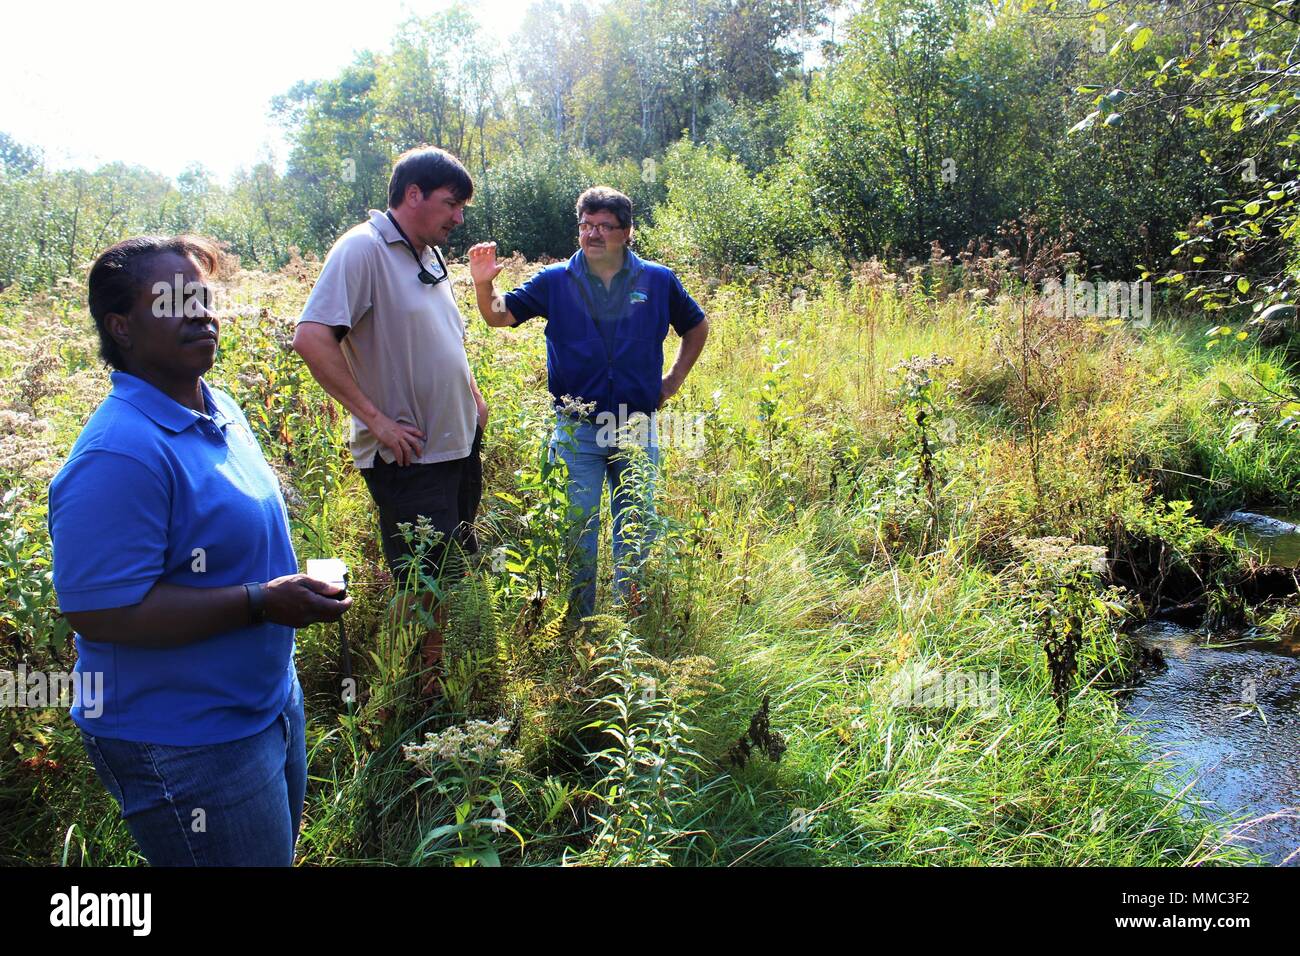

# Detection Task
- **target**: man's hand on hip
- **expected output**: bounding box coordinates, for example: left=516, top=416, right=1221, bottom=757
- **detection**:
left=658, top=373, right=683, bottom=410
left=369, top=413, right=424, bottom=466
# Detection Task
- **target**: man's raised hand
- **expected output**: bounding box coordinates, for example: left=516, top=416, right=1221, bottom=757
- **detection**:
left=468, top=242, right=505, bottom=286
left=469, top=242, right=516, bottom=326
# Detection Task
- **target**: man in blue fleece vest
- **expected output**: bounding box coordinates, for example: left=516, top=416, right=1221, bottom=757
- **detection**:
left=468, top=186, right=709, bottom=617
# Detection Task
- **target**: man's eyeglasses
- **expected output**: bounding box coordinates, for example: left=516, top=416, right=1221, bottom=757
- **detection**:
left=386, top=210, right=449, bottom=286
left=578, top=220, right=626, bottom=236
left=412, top=248, right=448, bottom=286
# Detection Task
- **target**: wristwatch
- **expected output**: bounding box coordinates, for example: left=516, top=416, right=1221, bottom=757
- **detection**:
left=243, top=582, right=266, bottom=625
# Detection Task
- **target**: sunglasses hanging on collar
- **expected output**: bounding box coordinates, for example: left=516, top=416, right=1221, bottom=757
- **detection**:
left=386, top=210, right=449, bottom=286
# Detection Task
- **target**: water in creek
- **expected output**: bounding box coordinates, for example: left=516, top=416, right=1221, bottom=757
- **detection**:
left=1222, top=509, right=1300, bottom=568
left=1121, top=511, right=1300, bottom=866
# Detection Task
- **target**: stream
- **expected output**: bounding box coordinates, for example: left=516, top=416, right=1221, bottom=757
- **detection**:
left=1121, top=510, right=1300, bottom=866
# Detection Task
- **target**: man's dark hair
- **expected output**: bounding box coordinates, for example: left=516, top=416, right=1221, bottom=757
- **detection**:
left=576, top=186, right=633, bottom=229
left=87, top=235, right=220, bottom=370
left=388, top=146, right=474, bottom=208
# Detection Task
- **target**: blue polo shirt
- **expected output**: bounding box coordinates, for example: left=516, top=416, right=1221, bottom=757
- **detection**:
left=48, top=371, right=299, bottom=745
left=503, top=249, right=705, bottom=418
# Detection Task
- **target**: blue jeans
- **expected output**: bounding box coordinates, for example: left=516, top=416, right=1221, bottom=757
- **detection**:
left=550, top=412, right=660, bottom=617
left=80, top=674, right=307, bottom=866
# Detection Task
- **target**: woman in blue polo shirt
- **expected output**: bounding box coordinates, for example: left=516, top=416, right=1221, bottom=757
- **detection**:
left=48, top=235, right=351, bottom=866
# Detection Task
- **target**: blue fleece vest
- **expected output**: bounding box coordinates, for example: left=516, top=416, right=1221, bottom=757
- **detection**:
left=505, top=250, right=703, bottom=418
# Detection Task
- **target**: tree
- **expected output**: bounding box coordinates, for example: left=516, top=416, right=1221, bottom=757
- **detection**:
left=514, top=0, right=598, bottom=144
left=1037, top=0, right=1300, bottom=337
left=795, top=0, right=1060, bottom=258
left=273, top=55, right=390, bottom=253
left=0, top=133, right=39, bottom=175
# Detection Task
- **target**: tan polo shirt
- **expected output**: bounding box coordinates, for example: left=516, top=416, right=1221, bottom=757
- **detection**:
left=297, top=209, right=478, bottom=468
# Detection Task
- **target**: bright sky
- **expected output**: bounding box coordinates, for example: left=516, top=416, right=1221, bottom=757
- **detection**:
left=0, top=0, right=555, bottom=183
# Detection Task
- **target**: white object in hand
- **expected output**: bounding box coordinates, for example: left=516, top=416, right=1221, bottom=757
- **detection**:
left=306, top=558, right=349, bottom=590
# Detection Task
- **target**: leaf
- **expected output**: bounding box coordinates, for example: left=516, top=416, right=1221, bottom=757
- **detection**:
left=407, top=823, right=468, bottom=864
left=1252, top=362, right=1281, bottom=387
left=1237, top=277, right=1250, bottom=294
left=1131, top=26, right=1153, bottom=51
left=1244, top=201, right=1261, bottom=215
left=1103, top=112, right=1123, bottom=128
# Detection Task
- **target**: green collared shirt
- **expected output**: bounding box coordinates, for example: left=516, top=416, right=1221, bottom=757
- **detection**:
left=577, top=249, right=633, bottom=353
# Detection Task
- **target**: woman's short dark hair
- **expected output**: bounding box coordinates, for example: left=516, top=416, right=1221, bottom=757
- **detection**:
left=576, top=186, right=633, bottom=229
left=388, top=146, right=474, bottom=208
left=87, top=235, right=221, bottom=370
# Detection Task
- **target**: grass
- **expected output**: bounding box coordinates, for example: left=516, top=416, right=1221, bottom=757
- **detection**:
left=1, top=254, right=1293, bottom=866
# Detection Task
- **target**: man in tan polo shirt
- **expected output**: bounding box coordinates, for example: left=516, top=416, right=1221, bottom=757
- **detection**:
left=292, top=145, right=487, bottom=700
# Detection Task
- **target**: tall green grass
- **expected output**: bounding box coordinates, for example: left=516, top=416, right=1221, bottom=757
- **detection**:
left=0, top=263, right=1290, bottom=866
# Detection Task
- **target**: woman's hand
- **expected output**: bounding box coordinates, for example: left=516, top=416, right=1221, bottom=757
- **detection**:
left=263, top=574, right=352, bottom=628
left=64, top=577, right=351, bottom=648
